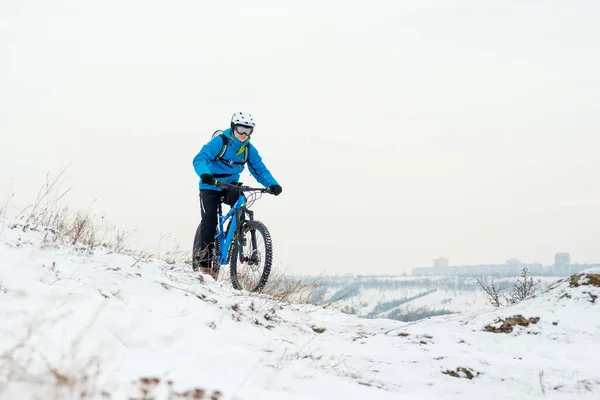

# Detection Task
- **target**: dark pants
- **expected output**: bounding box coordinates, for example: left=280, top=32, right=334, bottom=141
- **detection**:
left=197, top=187, right=240, bottom=268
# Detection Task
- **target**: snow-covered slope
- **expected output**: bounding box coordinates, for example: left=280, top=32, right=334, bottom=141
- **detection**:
left=1, top=223, right=599, bottom=399
left=312, top=275, right=564, bottom=320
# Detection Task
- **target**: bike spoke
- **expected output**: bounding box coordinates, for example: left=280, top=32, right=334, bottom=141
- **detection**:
left=230, top=221, right=272, bottom=292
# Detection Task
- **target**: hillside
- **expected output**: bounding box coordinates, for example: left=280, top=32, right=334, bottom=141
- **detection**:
left=1, top=222, right=599, bottom=399
left=305, top=274, right=563, bottom=321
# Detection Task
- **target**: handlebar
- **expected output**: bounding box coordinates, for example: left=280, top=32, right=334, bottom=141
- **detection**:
left=215, top=180, right=272, bottom=194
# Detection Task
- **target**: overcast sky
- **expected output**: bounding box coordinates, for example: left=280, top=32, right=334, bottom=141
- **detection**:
left=1, top=0, right=599, bottom=275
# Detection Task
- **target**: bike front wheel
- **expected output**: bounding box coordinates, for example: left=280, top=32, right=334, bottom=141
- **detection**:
left=229, top=220, right=272, bottom=292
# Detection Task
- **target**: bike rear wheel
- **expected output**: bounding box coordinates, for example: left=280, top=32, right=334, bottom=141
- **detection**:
left=212, top=227, right=222, bottom=278
left=229, top=220, right=272, bottom=292
left=192, top=223, right=221, bottom=277
left=192, top=222, right=202, bottom=270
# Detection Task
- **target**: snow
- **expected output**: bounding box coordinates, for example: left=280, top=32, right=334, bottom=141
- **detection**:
left=314, top=275, right=561, bottom=319
left=1, top=223, right=600, bottom=399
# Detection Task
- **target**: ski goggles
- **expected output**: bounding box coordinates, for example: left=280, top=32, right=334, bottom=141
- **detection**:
left=234, top=125, right=254, bottom=136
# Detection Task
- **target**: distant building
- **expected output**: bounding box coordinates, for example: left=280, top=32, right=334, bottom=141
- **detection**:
left=506, top=258, right=521, bottom=266
left=555, top=253, right=571, bottom=267
left=554, top=252, right=571, bottom=274
left=411, top=257, right=596, bottom=277
left=433, top=258, right=449, bottom=268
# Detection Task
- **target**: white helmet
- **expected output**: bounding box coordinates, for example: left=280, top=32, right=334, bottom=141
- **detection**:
left=231, top=111, right=256, bottom=128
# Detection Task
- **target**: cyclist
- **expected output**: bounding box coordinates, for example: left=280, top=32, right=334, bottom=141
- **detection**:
left=192, top=111, right=282, bottom=276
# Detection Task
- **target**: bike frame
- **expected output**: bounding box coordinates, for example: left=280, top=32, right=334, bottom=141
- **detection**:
left=214, top=194, right=247, bottom=265
left=212, top=182, right=265, bottom=266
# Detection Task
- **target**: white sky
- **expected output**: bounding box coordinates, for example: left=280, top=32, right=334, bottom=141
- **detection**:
left=1, top=0, right=599, bottom=275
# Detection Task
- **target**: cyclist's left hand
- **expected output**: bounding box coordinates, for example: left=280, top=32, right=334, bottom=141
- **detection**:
left=269, top=184, right=282, bottom=196
left=201, top=173, right=216, bottom=186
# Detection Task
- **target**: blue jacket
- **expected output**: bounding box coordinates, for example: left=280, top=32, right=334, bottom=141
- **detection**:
left=193, top=128, right=279, bottom=191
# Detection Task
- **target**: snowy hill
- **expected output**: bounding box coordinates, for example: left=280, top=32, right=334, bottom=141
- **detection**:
left=306, top=275, right=564, bottom=321
left=1, top=223, right=599, bottom=399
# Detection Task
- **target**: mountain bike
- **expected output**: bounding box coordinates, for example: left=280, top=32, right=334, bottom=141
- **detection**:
left=192, top=181, right=274, bottom=292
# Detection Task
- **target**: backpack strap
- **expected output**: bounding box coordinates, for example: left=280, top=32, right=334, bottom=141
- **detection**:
left=212, top=132, right=228, bottom=162
left=214, top=133, right=249, bottom=165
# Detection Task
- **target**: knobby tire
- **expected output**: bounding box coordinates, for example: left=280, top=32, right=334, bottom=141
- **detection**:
left=229, top=220, right=273, bottom=292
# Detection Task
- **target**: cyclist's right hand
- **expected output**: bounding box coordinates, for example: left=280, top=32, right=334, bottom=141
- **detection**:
left=201, top=173, right=215, bottom=186
left=268, top=184, right=282, bottom=196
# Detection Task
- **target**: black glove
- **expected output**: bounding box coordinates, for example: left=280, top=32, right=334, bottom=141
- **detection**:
left=201, top=173, right=215, bottom=186
left=269, top=184, right=282, bottom=196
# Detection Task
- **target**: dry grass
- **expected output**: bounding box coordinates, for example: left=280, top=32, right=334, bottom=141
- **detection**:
left=129, top=376, right=224, bottom=399
left=22, top=203, right=135, bottom=256
left=157, top=233, right=190, bottom=265
left=0, top=182, right=13, bottom=231
left=2, top=169, right=140, bottom=258
left=477, top=267, right=540, bottom=308
left=258, top=270, right=322, bottom=304
left=223, top=267, right=324, bottom=305
left=484, top=315, right=540, bottom=333
left=442, top=367, right=479, bottom=379
left=570, top=273, right=600, bottom=288
left=206, top=261, right=324, bottom=305
left=18, top=168, right=72, bottom=229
